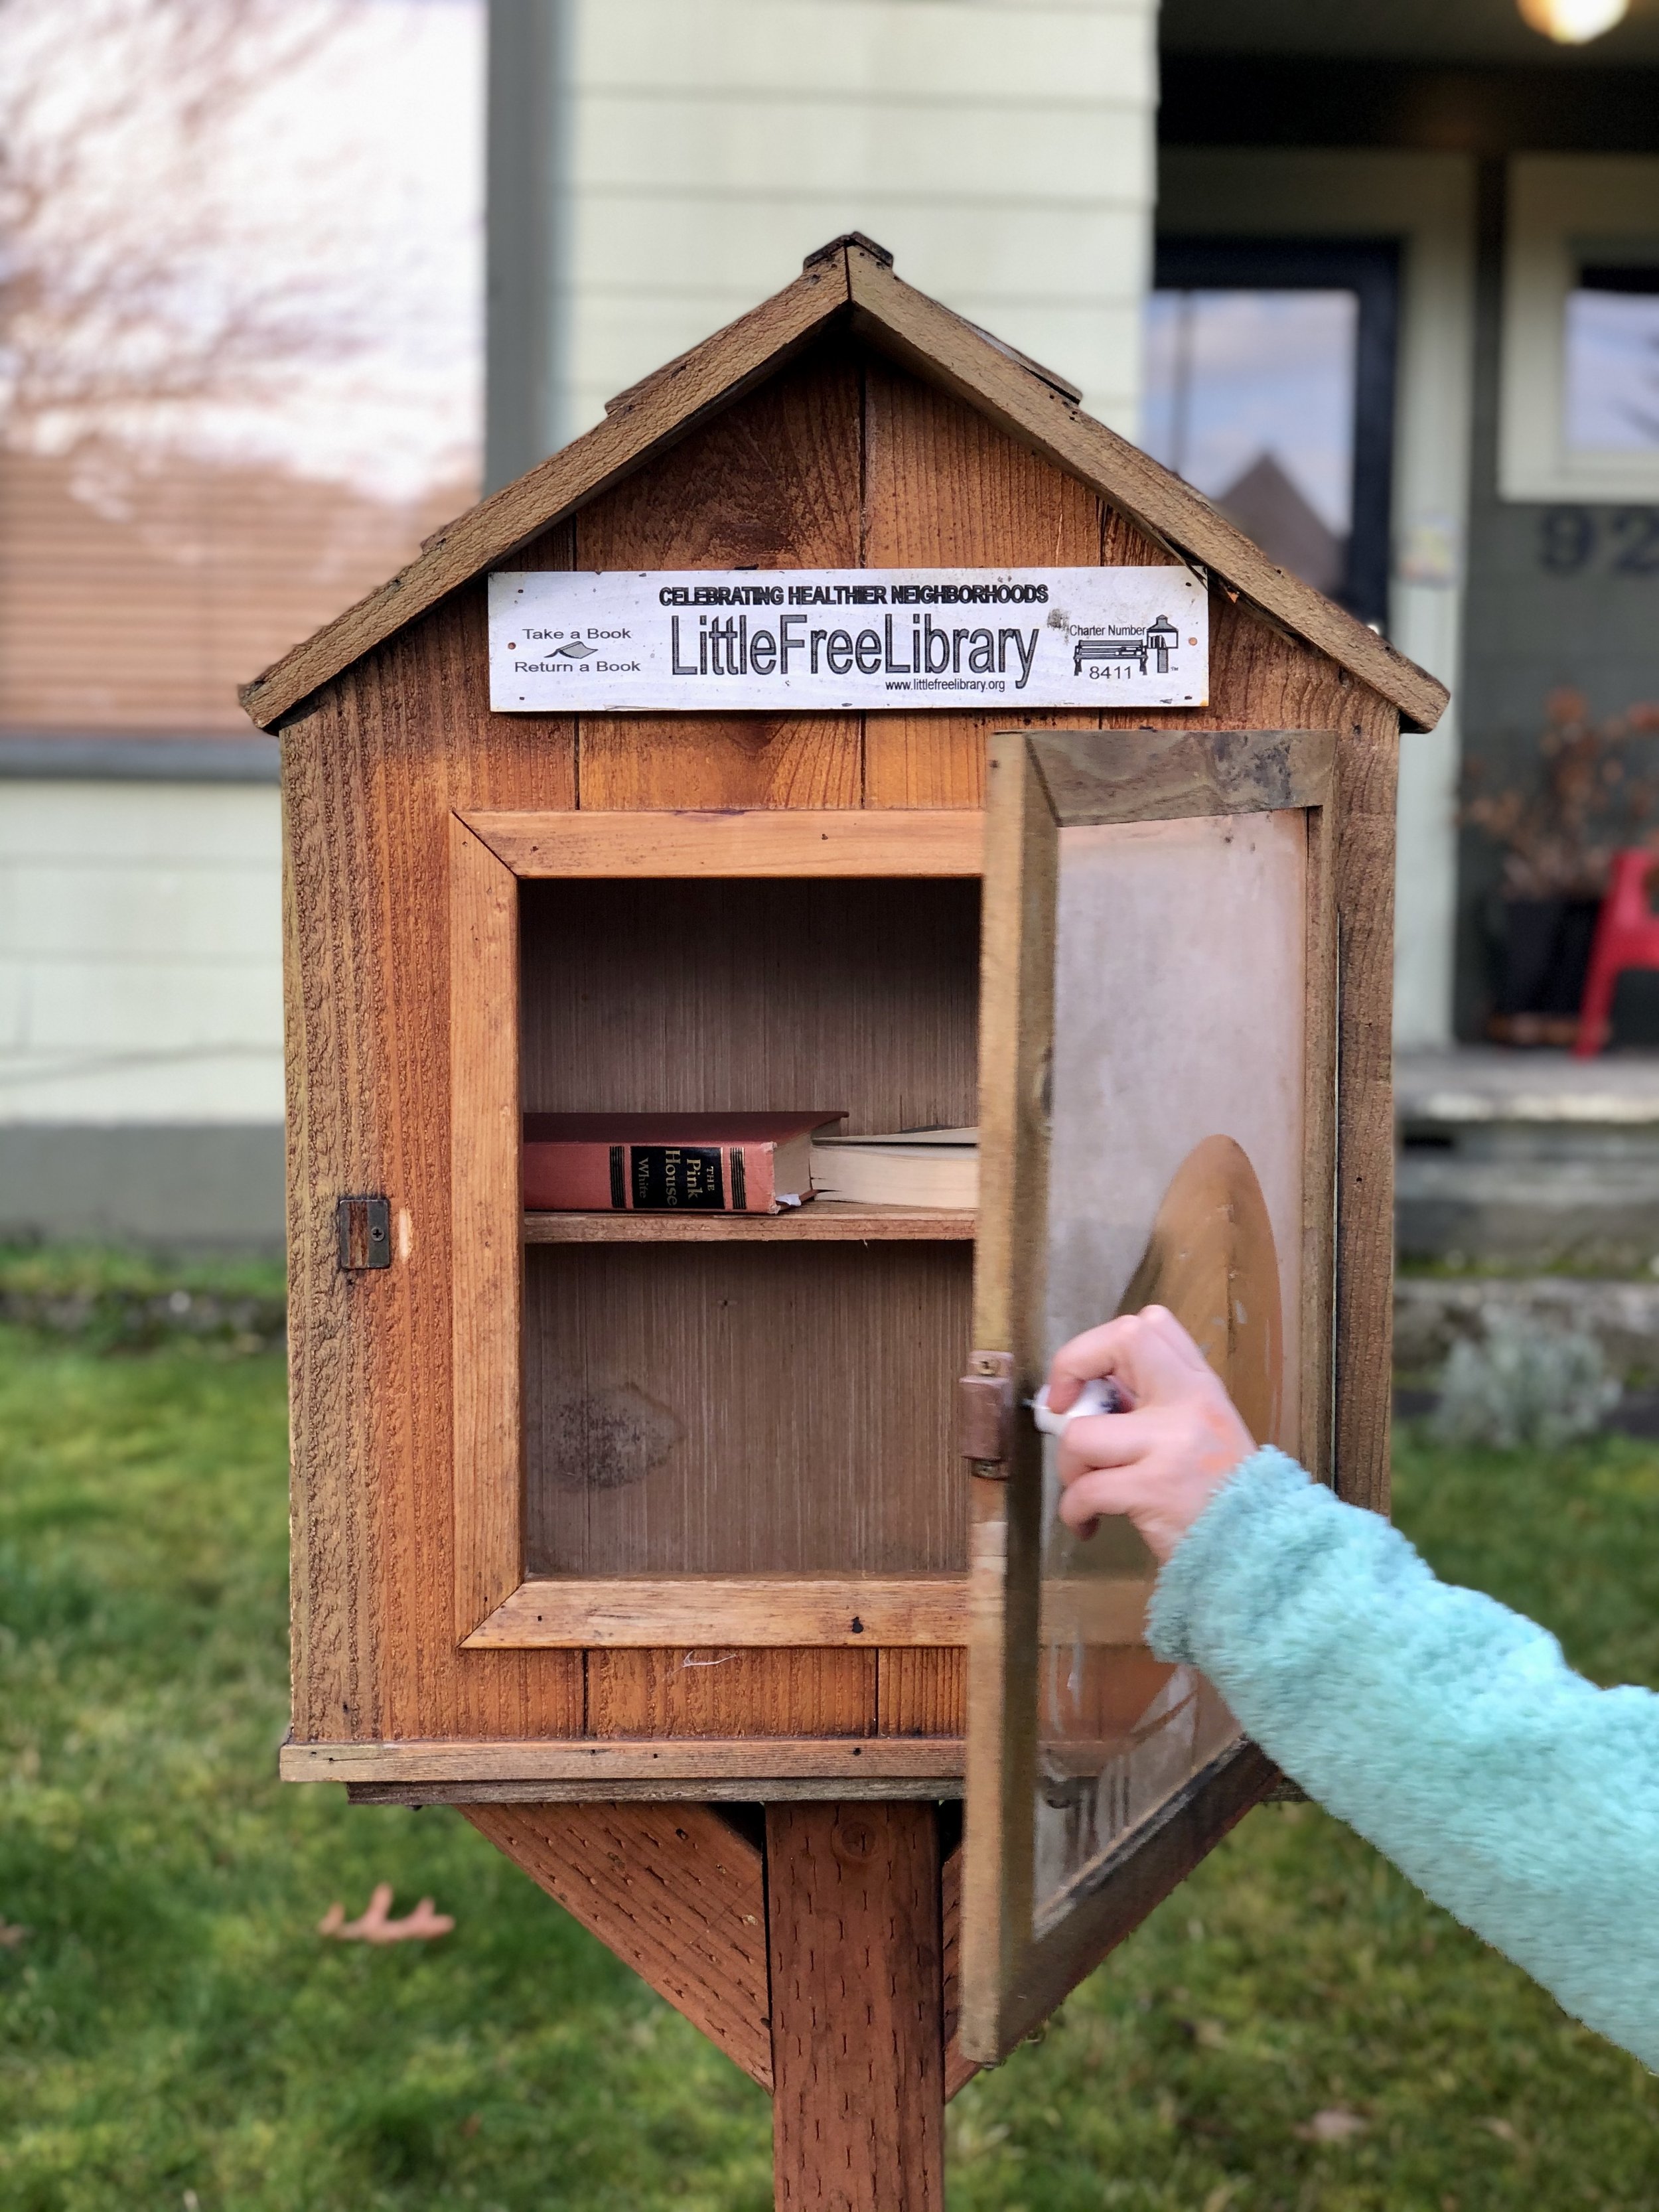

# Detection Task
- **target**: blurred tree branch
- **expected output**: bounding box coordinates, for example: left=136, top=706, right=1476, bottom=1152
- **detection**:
left=0, top=0, right=374, bottom=458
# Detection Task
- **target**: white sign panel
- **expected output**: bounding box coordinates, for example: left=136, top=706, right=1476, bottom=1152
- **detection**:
left=488, top=567, right=1208, bottom=712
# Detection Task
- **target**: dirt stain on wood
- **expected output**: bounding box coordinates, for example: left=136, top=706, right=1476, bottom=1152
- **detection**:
left=538, top=1386, right=684, bottom=1491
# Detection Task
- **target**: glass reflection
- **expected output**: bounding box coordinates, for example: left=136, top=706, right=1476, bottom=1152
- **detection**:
left=1033, top=813, right=1308, bottom=1923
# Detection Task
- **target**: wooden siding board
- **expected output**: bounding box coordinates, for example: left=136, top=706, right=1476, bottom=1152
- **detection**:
left=575, top=349, right=864, bottom=809
left=861, top=363, right=1108, bottom=810
left=878, top=1649, right=966, bottom=1739
left=463, top=1802, right=774, bottom=2089
left=588, top=1650, right=879, bottom=1740
left=283, top=530, right=585, bottom=1750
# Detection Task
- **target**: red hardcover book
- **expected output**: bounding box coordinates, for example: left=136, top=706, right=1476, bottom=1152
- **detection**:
left=522, top=1112, right=845, bottom=1215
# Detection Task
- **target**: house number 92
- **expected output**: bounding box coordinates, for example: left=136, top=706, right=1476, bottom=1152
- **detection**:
left=1540, top=508, right=1659, bottom=575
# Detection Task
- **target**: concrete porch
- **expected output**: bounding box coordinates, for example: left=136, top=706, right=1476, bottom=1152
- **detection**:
left=1396, top=1047, right=1659, bottom=1272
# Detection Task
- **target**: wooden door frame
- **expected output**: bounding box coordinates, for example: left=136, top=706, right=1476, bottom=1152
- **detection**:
left=962, top=725, right=1338, bottom=2062
left=447, top=805, right=984, bottom=1653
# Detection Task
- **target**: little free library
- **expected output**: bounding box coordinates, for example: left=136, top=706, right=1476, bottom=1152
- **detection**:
left=243, top=234, right=1447, bottom=2209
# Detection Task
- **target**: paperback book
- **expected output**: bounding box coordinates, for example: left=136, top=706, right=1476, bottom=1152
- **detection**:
left=808, top=1127, right=977, bottom=1210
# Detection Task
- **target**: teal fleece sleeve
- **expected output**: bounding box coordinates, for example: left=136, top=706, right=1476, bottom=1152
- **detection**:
left=1147, top=1447, right=1659, bottom=2069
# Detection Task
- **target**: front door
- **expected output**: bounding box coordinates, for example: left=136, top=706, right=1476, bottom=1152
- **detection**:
left=1145, top=239, right=1400, bottom=630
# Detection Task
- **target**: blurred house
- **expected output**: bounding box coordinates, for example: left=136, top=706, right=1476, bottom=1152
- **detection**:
left=8, top=0, right=1659, bottom=1246
left=0, top=447, right=464, bottom=1246
left=0, top=0, right=481, bottom=1248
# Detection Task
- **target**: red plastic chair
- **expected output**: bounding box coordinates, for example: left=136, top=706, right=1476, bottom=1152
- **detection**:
left=1575, top=849, right=1659, bottom=1055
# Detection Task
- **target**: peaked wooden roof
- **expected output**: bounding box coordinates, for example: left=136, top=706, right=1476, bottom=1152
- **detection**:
left=240, top=234, right=1449, bottom=733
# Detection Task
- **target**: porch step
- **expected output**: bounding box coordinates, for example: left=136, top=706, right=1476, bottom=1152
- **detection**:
left=1396, top=1047, right=1659, bottom=1269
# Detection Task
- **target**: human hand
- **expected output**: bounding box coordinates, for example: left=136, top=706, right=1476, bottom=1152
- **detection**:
left=1044, top=1305, right=1256, bottom=1564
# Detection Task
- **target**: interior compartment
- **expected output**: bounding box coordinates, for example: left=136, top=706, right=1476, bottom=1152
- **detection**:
left=519, top=874, right=980, bottom=1580
left=524, top=1240, right=972, bottom=1576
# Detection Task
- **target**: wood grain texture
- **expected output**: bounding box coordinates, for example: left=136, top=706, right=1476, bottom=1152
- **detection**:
left=523, top=1242, right=971, bottom=1580
left=282, top=1734, right=962, bottom=1783
left=767, top=1802, right=945, bottom=2211
left=283, top=519, right=584, bottom=1751
left=969, top=736, right=1058, bottom=1366
left=461, top=1802, right=774, bottom=2087
left=862, top=362, right=1106, bottom=808
left=466, top=1576, right=967, bottom=1648
left=524, top=1204, right=975, bottom=1244
left=520, top=875, right=979, bottom=1136
left=587, top=1649, right=877, bottom=1739
left=242, top=254, right=852, bottom=727
left=1331, top=690, right=1399, bottom=1513
left=354, top=1779, right=964, bottom=1805
left=463, top=807, right=983, bottom=877
left=961, top=731, right=1057, bottom=2060
left=575, top=350, right=863, bottom=810
left=282, top=716, right=386, bottom=1744
left=449, top=818, right=522, bottom=1636
left=1030, top=726, right=1334, bottom=827
left=940, top=1843, right=979, bottom=2100
left=1301, top=792, right=1338, bottom=1485
left=878, top=1649, right=966, bottom=1739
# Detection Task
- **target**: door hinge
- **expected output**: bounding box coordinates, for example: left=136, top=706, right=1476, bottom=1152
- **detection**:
left=958, top=1350, right=1015, bottom=1477
left=337, top=1194, right=392, bottom=1271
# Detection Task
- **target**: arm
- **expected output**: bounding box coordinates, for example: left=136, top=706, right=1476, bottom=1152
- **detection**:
left=1046, top=1307, right=1659, bottom=2070
left=1149, top=1445, right=1659, bottom=2071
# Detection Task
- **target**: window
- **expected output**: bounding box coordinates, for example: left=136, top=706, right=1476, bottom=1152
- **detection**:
left=1143, top=290, right=1358, bottom=599
left=1565, top=264, right=1659, bottom=454
left=1145, top=242, right=1399, bottom=627
left=1500, top=157, right=1659, bottom=501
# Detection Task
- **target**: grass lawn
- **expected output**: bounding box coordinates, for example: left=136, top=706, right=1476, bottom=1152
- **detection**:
left=4, top=1315, right=1659, bottom=2209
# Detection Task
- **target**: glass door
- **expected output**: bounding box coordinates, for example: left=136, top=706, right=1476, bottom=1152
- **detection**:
left=960, top=726, right=1337, bottom=2064
left=1145, top=240, right=1400, bottom=628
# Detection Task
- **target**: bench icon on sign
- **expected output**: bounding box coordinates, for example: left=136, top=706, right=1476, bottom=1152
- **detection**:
left=1074, top=614, right=1180, bottom=679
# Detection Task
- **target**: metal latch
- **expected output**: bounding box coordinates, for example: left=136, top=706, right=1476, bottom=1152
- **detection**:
left=958, top=1350, right=1015, bottom=1477
left=336, top=1195, right=392, bottom=1271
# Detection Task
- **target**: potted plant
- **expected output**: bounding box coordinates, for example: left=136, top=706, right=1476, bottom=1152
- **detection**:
left=1463, top=688, right=1659, bottom=1047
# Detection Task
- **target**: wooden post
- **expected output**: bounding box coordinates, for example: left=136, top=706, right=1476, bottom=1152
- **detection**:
left=766, top=1801, right=946, bottom=2212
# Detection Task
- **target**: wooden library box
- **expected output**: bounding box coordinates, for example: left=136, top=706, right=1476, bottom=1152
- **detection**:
left=247, top=235, right=1447, bottom=2162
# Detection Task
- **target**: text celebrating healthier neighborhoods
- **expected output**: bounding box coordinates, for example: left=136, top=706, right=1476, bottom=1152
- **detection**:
left=488, top=566, right=1209, bottom=711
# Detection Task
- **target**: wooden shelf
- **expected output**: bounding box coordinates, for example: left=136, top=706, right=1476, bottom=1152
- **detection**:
left=466, top=1572, right=970, bottom=1647
left=524, top=1201, right=976, bottom=1244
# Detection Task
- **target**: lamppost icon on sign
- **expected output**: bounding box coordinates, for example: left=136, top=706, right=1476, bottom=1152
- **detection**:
left=1072, top=614, right=1182, bottom=679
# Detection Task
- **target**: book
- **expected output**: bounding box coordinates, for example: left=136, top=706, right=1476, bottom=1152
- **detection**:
left=524, top=1112, right=843, bottom=1214
left=808, top=1127, right=978, bottom=1210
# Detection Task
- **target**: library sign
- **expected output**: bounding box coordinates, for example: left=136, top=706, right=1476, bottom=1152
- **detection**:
left=488, top=566, right=1208, bottom=712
